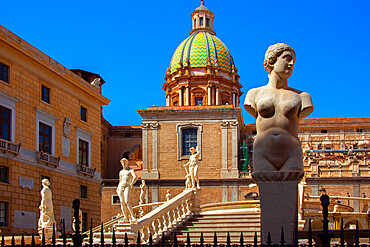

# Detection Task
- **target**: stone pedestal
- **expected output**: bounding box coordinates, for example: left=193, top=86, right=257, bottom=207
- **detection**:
left=38, top=226, right=55, bottom=239
left=253, top=171, right=303, bottom=245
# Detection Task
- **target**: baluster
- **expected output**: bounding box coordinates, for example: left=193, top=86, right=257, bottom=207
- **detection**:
left=162, top=214, right=168, bottom=231
left=177, top=205, right=182, bottom=221
left=186, top=199, right=191, bottom=214
left=181, top=200, right=187, bottom=217
left=140, top=226, right=147, bottom=244
left=157, top=217, right=163, bottom=235
left=171, top=208, right=177, bottom=225
left=152, top=219, right=158, bottom=238
left=167, top=211, right=173, bottom=228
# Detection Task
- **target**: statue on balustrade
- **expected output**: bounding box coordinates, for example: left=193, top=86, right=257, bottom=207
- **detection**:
left=139, top=180, right=146, bottom=205
left=244, top=43, right=313, bottom=178
left=183, top=146, right=200, bottom=189
left=38, top=179, right=56, bottom=237
left=116, top=158, right=137, bottom=222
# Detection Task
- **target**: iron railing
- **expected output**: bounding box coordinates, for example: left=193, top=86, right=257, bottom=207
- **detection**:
left=2, top=195, right=370, bottom=247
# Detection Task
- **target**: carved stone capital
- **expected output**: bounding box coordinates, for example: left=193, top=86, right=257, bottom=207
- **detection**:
left=220, top=121, right=229, bottom=128
left=230, top=121, right=238, bottom=127
left=141, top=123, right=150, bottom=129
left=150, top=122, right=160, bottom=129
left=252, top=171, right=304, bottom=182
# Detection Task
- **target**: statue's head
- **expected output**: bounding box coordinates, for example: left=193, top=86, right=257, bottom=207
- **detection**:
left=42, top=179, right=50, bottom=187
left=120, top=158, right=129, bottom=167
left=142, top=179, right=146, bottom=185
left=264, top=43, right=296, bottom=74
left=189, top=147, right=196, bottom=154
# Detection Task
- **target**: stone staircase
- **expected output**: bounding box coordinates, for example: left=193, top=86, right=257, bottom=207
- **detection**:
left=167, top=208, right=261, bottom=244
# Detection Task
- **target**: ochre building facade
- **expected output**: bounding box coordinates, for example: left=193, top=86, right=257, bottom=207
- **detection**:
left=0, top=25, right=109, bottom=234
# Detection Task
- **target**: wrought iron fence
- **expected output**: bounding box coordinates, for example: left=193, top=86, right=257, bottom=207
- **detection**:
left=2, top=195, right=370, bottom=247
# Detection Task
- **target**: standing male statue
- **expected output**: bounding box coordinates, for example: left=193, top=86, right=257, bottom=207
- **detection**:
left=38, top=179, right=56, bottom=238
left=116, top=158, right=137, bottom=222
left=244, top=43, right=313, bottom=243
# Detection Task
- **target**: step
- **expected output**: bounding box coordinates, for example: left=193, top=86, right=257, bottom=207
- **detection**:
left=179, top=225, right=260, bottom=231
left=184, top=220, right=260, bottom=225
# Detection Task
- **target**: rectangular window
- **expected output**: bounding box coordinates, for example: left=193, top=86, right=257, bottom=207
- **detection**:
left=206, top=18, right=210, bottom=27
left=222, top=100, right=229, bottom=105
left=39, top=122, right=52, bottom=154
left=357, top=129, right=363, bottom=133
left=200, top=17, right=204, bottom=26
left=321, top=130, right=327, bottom=134
left=82, top=212, right=88, bottom=232
left=80, top=185, right=87, bottom=199
left=0, top=166, right=9, bottom=183
left=0, top=106, right=11, bottom=141
left=80, top=106, right=87, bottom=122
left=194, top=19, right=197, bottom=27
left=41, top=85, right=50, bottom=104
left=0, top=63, right=9, bottom=83
left=79, top=139, right=89, bottom=166
left=182, top=128, right=197, bottom=156
left=0, top=202, right=8, bottom=227
left=112, top=195, right=120, bottom=204
left=195, top=97, right=203, bottom=106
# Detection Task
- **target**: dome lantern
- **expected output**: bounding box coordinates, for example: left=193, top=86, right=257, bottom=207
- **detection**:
left=190, top=0, right=215, bottom=35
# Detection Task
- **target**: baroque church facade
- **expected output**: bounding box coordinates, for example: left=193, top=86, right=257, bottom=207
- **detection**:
left=101, top=1, right=370, bottom=224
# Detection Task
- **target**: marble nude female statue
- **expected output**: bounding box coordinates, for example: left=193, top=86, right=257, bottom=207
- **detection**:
left=244, top=43, right=313, bottom=177
left=183, top=146, right=200, bottom=189
left=38, top=179, right=56, bottom=228
left=116, top=158, right=137, bottom=221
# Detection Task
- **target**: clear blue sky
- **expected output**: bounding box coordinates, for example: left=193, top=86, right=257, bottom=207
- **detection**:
left=3, top=0, right=370, bottom=126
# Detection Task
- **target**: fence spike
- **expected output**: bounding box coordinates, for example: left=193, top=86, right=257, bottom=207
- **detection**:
left=239, top=232, right=244, bottom=247
left=31, top=233, right=35, bottom=247
left=280, top=227, right=285, bottom=247
left=124, top=232, right=128, bottom=247
left=89, top=218, right=93, bottom=247
left=161, top=232, right=165, bottom=247
left=227, top=232, right=231, bottom=247
left=186, top=232, right=191, bottom=247
left=213, top=232, right=218, bottom=247
left=41, top=229, right=45, bottom=247
left=62, top=219, right=67, bottom=247
left=137, top=231, right=141, bottom=247
left=52, top=224, right=56, bottom=247
left=253, top=232, right=258, bottom=247
left=148, top=233, right=153, bottom=247
left=1, top=235, right=4, bottom=247
left=267, top=232, right=272, bottom=247
left=10, top=234, right=14, bottom=247
left=100, top=223, right=104, bottom=247
left=173, top=232, right=178, bottom=247
left=21, top=234, right=25, bottom=247
left=355, top=221, right=359, bottom=247
left=308, top=219, right=313, bottom=247
left=112, top=227, right=116, bottom=247
left=340, top=218, right=345, bottom=247
left=200, top=232, right=204, bottom=247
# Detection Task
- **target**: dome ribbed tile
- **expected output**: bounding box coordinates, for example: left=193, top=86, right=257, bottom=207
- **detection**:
left=206, top=33, right=215, bottom=65
left=170, top=38, right=188, bottom=73
left=169, top=32, right=234, bottom=74
left=189, top=33, right=208, bottom=67
left=213, top=36, right=231, bottom=72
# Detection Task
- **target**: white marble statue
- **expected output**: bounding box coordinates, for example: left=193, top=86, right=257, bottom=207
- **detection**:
left=139, top=180, right=146, bottom=205
left=38, top=179, right=56, bottom=229
left=165, top=190, right=172, bottom=201
left=116, top=158, right=137, bottom=222
left=244, top=43, right=313, bottom=178
left=183, top=146, right=200, bottom=189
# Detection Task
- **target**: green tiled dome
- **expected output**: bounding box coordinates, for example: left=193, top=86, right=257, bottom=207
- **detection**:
left=169, top=31, right=235, bottom=74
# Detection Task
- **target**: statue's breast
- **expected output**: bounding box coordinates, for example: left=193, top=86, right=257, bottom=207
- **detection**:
left=279, top=92, right=301, bottom=118
left=256, top=91, right=276, bottom=118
